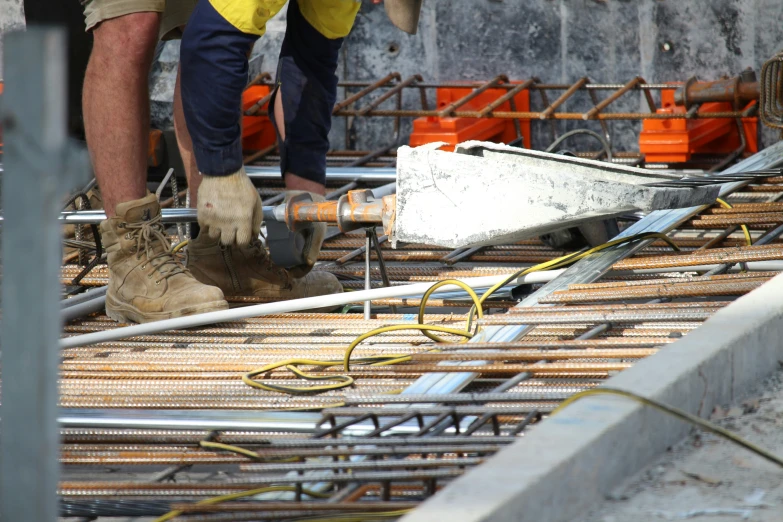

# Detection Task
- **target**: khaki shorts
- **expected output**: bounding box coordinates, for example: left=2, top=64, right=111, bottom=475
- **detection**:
left=82, top=0, right=199, bottom=40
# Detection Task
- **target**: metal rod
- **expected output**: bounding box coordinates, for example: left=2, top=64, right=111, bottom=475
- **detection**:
left=333, top=72, right=400, bottom=112
left=357, top=74, right=423, bottom=115
left=61, top=286, right=108, bottom=309
left=585, top=76, right=642, bottom=120
left=437, top=75, right=509, bottom=117
left=58, top=409, right=323, bottom=432
left=478, top=79, right=537, bottom=117
left=364, top=229, right=372, bottom=319
left=541, top=77, right=589, bottom=118
left=246, top=166, right=397, bottom=182
left=61, top=292, right=107, bottom=322
left=60, top=273, right=559, bottom=349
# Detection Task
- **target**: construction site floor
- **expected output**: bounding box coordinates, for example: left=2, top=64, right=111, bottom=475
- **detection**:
left=586, top=369, right=783, bottom=522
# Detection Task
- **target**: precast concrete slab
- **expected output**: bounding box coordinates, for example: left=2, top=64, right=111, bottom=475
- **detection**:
left=401, top=272, right=783, bottom=522
left=393, top=142, right=720, bottom=249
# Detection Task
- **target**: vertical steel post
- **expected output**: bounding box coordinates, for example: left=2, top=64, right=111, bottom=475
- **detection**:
left=364, top=229, right=372, bottom=319
left=1, top=27, right=88, bottom=521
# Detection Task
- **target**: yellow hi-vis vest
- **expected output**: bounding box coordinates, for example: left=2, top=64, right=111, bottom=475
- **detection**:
left=209, top=0, right=361, bottom=39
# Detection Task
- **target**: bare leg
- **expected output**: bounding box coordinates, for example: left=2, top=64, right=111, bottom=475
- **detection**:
left=173, top=67, right=202, bottom=205
left=83, top=13, right=161, bottom=216
left=273, top=90, right=327, bottom=196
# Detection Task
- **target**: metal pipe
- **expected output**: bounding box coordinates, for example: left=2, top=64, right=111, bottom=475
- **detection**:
left=59, top=272, right=561, bottom=349
left=674, top=73, right=759, bottom=109
left=61, top=286, right=107, bottom=309
left=245, top=166, right=396, bottom=182
left=61, top=293, right=107, bottom=323
left=364, top=230, right=372, bottom=319
left=58, top=409, right=322, bottom=432
left=37, top=182, right=399, bottom=225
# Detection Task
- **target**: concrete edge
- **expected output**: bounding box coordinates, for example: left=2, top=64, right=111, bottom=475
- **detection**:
left=401, top=272, right=783, bottom=522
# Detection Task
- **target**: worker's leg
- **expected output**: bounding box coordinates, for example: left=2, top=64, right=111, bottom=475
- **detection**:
left=81, top=1, right=229, bottom=323
left=173, top=62, right=201, bottom=205
left=83, top=10, right=162, bottom=216
left=179, top=0, right=342, bottom=301
left=271, top=0, right=359, bottom=196
left=158, top=0, right=202, bottom=206
left=268, top=0, right=360, bottom=276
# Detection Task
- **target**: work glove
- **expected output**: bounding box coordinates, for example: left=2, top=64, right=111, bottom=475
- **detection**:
left=284, top=190, right=327, bottom=278
left=197, top=166, right=263, bottom=246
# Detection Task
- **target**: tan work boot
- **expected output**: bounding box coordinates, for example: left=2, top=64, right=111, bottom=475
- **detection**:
left=186, top=232, right=343, bottom=304
left=100, top=194, right=228, bottom=323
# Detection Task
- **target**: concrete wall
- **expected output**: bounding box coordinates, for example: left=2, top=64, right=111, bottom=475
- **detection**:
left=0, top=0, right=25, bottom=78
left=315, top=0, right=783, bottom=152
left=4, top=0, right=783, bottom=150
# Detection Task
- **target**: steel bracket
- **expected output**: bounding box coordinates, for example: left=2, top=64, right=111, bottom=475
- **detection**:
left=267, top=192, right=313, bottom=268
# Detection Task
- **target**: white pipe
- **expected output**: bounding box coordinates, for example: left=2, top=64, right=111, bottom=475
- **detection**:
left=364, top=233, right=372, bottom=320
left=59, top=270, right=565, bottom=349
left=61, top=260, right=783, bottom=349
left=610, top=260, right=783, bottom=276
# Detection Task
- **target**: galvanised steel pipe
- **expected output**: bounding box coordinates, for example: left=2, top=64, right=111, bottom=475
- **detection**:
left=57, top=409, right=323, bottom=432
left=10, top=182, right=398, bottom=225
left=61, top=293, right=107, bottom=323
left=245, top=166, right=396, bottom=182
left=59, top=271, right=563, bottom=349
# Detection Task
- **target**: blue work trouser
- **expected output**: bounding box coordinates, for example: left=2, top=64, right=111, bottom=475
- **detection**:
left=180, top=0, right=345, bottom=185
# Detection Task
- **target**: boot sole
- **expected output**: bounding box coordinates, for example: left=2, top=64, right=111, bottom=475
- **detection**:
left=105, top=294, right=229, bottom=324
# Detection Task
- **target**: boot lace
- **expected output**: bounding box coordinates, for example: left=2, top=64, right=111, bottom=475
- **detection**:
left=126, top=214, right=186, bottom=284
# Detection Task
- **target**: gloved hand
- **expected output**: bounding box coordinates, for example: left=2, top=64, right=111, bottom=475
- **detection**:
left=284, top=190, right=327, bottom=278
left=197, top=166, right=263, bottom=246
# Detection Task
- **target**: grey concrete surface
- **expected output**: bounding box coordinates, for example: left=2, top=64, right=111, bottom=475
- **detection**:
left=585, top=369, right=783, bottom=521
left=0, top=0, right=25, bottom=78
left=402, top=272, right=783, bottom=522
left=239, top=0, right=783, bottom=152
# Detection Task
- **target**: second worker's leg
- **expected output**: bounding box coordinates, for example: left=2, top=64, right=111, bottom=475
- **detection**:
left=83, top=12, right=160, bottom=216
left=173, top=67, right=202, bottom=207
left=83, top=8, right=228, bottom=323
left=181, top=0, right=343, bottom=303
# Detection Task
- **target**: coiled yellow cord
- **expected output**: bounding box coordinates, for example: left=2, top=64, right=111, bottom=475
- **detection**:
left=243, top=231, right=680, bottom=395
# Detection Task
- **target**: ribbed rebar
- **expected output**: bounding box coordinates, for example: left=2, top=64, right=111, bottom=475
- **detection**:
left=613, top=244, right=783, bottom=270
left=538, top=279, right=765, bottom=304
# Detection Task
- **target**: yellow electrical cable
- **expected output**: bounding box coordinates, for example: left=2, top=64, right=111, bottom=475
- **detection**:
left=716, top=198, right=752, bottom=246
left=171, top=239, right=189, bottom=254
left=242, top=352, right=421, bottom=394
left=416, top=279, right=484, bottom=343
left=342, top=324, right=474, bottom=371
left=243, top=231, right=680, bottom=396
left=243, top=358, right=352, bottom=394
left=464, top=231, right=681, bottom=331
left=153, top=485, right=332, bottom=522
left=552, top=387, right=783, bottom=468
left=199, top=440, right=301, bottom=462
left=287, top=510, right=413, bottom=522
